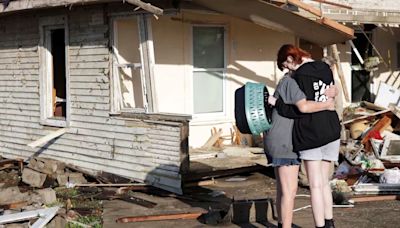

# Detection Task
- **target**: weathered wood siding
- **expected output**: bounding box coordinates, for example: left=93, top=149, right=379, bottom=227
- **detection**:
left=0, top=5, right=189, bottom=194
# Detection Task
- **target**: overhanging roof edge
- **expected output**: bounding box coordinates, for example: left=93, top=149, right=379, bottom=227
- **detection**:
left=192, top=0, right=354, bottom=46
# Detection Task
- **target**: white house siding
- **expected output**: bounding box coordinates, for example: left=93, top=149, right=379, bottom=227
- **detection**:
left=152, top=11, right=295, bottom=148
left=0, top=5, right=189, bottom=194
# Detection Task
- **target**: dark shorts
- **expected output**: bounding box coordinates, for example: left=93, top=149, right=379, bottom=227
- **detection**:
left=270, top=157, right=301, bottom=167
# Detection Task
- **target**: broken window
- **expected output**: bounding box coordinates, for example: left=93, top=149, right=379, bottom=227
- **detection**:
left=111, top=15, right=155, bottom=114
left=39, top=16, right=69, bottom=127
left=351, top=31, right=374, bottom=102
left=192, top=26, right=226, bottom=114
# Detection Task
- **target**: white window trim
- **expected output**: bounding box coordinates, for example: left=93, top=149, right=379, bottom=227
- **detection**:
left=190, top=25, right=228, bottom=120
left=110, top=14, right=156, bottom=115
left=39, top=16, right=70, bottom=127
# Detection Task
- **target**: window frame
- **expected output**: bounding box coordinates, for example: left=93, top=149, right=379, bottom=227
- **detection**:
left=191, top=25, right=227, bottom=119
left=110, top=14, right=156, bottom=114
left=38, top=16, right=70, bottom=127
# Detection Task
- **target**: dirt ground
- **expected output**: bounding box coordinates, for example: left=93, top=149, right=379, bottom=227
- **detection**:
left=102, top=167, right=400, bottom=228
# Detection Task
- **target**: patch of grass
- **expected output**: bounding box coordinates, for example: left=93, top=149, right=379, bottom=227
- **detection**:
left=66, top=215, right=102, bottom=228
left=55, top=187, right=80, bottom=198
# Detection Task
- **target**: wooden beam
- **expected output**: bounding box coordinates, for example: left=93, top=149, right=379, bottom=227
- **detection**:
left=318, top=17, right=354, bottom=37
left=27, top=128, right=68, bottom=148
left=351, top=195, right=400, bottom=203
left=201, top=128, right=222, bottom=150
left=287, top=0, right=322, bottom=18
left=360, top=115, right=392, bottom=152
left=310, top=0, right=352, bottom=10
left=331, top=44, right=350, bottom=102
left=125, top=0, right=163, bottom=15
left=116, top=212, right=203, bottom=223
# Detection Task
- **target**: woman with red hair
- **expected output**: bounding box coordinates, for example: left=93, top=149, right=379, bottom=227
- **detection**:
left=265, top=46, right=337, bottom=228
left=274, top=44, right=340, bottom=228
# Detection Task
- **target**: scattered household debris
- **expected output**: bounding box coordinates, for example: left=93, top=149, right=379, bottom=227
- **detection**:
left=335, top=101, right=400, bottom=196
left=0, top=206, right=60, bottom=227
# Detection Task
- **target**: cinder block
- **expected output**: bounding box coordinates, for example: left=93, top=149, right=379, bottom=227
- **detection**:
left=57, top=172, right=87, bottom=186
left=22, top=168, right=47, bottom=188
left=0, top=186, right=29, bottom=205
left=28, top=158, right=65, bottom=177
left=35, top=188, right=57, bottom=205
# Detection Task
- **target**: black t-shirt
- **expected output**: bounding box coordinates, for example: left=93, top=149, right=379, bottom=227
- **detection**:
left=275, top=61, right=340, bottom=151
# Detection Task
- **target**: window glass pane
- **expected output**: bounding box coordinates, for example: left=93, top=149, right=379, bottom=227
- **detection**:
left=193, top=71, right=223, bottom=113
left=193, top=27, right=224, bottom=68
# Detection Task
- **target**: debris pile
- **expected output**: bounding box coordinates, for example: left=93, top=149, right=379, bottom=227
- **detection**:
left=0, top=156, right=151, bottom=227
left=333, top=101, right=400, bottom=196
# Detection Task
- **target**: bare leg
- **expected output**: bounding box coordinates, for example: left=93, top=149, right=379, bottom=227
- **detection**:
left=321, top=160, right=334, bottom=219
left=304, top=160, right=325, bottom=227
left=276, top=165, right=300, bottom=228
left=274, top=167, right=282, bottom=224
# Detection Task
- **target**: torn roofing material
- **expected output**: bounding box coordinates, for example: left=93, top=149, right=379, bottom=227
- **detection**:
left=192, top=0, right=354, bottom=46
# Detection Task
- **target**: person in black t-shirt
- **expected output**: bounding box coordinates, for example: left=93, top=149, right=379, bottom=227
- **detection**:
left=274, top=44, right=340, bottom=228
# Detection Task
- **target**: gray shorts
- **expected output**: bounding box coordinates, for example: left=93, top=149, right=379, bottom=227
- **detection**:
left=299, top=139, right=340, bottom=161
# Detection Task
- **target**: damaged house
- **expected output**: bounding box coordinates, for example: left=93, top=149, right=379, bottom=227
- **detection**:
left=300, top=0, right=400, bottom=106
left=0, top=0, right=353, bottom=194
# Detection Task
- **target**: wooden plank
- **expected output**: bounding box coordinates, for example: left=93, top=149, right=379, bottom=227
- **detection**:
left=350, top=195, right=400, bottom=203
left=0, top=69, right=38, bottom=75
left=69, top=61, right=109, bottom=69
left=0, top=75, right=39, bottom=81
left=70, top=40, right=109, bottom=47
left=361, top=115, right=392, bottom=145
left=310, top=0, right=352, bottom=9
left=0, top=51, right=38, bottom=58
left=27, top=128, right=68, bottom=148
left=318, top=17, right=354, bottom=37
left=0, top=130, right=113, bottom=152
left=0, top=46, right=37, bottom=53
left=70, top=89, right=109, bottom=97
left=69, top=47, right=109, bottom=55
left=287, top=0, right=322, bottom=17
left=70, top=96, right=109, bottom=104
left=0, top=39, right=38, bottom=48
left=69, top=26, right=109, bottom=37
left=67, top=128, right=146, bottom=141
left=69, top=55, right=109, bottom=63
left=116, top=212, right=202, bottom=223
left=69, top=75, right=109, bottom=82
left=201, top=128, right=222, bottom=150
left=331, top=44, right=350, bottom=102
left=71, top=108, right=110, bottom=117
left=71, top=102, right=109, bottom=110
left=125, top=0, right=163, bottom=15
left=0, top=98, right=39, bottom=105
left=0, top=64, right=39, bottom=70
left=0, top=81, right=38, bottom=87
left=361, top=115, right=392, bottom=151
left=0, top=103, right=39, bottom=111
left=0, top=87, right=38, bottom=93
left=0, top=108, right=40, bottom=117
left=0, top=57, right=38, bottom=64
